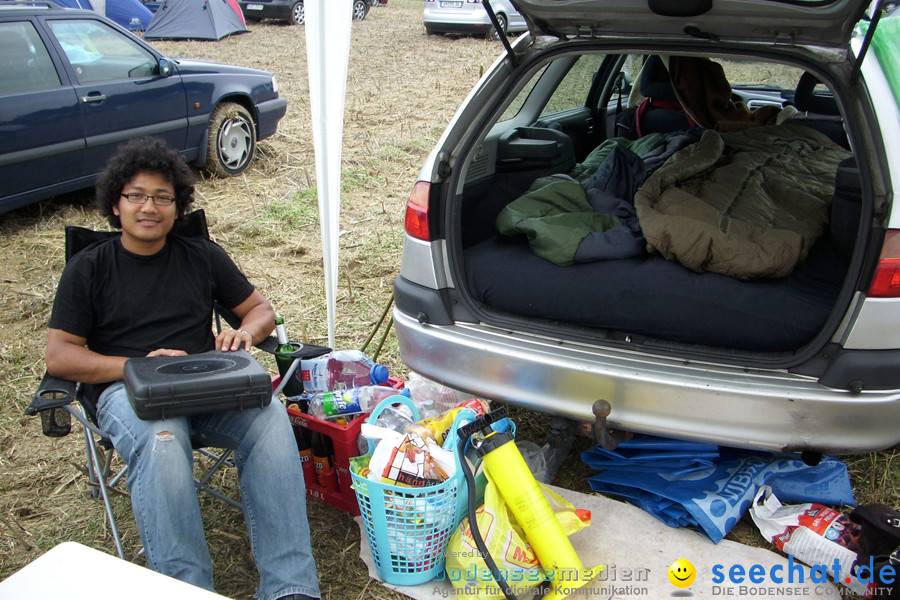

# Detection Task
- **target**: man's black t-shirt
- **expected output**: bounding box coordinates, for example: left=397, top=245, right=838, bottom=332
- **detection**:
left=49, top=234, right=255, bottom=358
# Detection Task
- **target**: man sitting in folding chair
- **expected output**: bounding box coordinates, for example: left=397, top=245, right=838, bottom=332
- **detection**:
left=44, top=137, right=320, bottom=600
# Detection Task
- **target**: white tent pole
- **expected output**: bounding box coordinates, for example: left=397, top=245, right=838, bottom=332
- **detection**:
left=305, top=0, right=352, bottom=350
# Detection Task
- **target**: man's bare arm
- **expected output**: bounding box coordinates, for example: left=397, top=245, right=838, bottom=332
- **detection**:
left=215, top=289, right=276, bottom=351
left=46, top=328, right=128, bottom=384
left=46, top=329, right=187, bottom=383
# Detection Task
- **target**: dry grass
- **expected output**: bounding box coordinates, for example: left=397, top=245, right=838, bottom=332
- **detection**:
left=0, top=2, right=897, bottom=598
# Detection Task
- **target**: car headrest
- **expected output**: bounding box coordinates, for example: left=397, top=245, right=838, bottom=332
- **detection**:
left=639, top=55, right=679, bottom=102
left=0, top=30, right=32, bottom=70
left=794, top=72, right=840, bottom=116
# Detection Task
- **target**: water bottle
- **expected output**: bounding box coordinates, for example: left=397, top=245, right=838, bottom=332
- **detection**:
left=299, top=350, right=390, bottom=393
left=274, top=316, right=303, bottom=396
left=307, top=385, right=409, bottom=420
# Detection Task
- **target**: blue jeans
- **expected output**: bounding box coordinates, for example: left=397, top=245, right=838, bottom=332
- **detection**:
left=97, top=381, right=320, bottom=600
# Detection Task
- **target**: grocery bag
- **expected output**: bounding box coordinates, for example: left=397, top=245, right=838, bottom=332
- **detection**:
left=582, top=436, right=855, bottom=543
left=443, top=470, right=590, bottom=599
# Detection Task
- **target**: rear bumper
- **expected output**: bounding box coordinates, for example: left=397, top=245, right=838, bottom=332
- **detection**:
left=239, top=2, right=292, bottom=20
left=424, top=21, right=492, bottom=34
left=394, top=298, right=900, bottom=454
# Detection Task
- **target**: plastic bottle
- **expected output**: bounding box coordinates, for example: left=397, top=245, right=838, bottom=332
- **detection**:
left=407, top=371, right=473, bottom=413
left=308, top=385, right=409, bottom=420
left=370, top=403, right=416, bottom=435
left=299, top=350, right=390, bottom=393
left=274, top=316, right=303, bottom=396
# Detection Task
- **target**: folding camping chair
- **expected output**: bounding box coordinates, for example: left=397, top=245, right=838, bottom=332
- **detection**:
left=24, top=209, right=330, bottom=558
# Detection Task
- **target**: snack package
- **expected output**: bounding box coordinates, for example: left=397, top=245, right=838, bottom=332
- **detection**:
left=405, top=398, right=489, bottom=446
left=750, top=485, right=870, bottom=596
left=444, top=470, right=591, bottom=600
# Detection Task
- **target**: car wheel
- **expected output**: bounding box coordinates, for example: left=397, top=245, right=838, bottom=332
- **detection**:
left=488, top=13, right=507, bottom=41
left=205, top=102, right=256, bottom=177
left=352, top=0, right=368, bottom=20
left=290, top=0, right=304, bottom=25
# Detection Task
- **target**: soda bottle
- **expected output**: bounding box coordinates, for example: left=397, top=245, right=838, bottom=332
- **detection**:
left=307, top=385, right=409, bottom=420
left=287, top=400, right=316, bottom=487
left=311, top=431, right=337, bottom=491
left=274, top=316, right=303, bottom=396
left=299, top=350, right=390, bottom=393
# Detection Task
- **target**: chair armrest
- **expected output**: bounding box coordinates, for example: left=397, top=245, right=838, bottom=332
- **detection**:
left=214, top=302, right=331, bottom=360
left=266, top=340, right=331, bottom=360
left=26, top=372, right=77, bottom=415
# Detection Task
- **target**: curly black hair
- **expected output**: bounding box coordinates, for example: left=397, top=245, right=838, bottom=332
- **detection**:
left=95, top=137, right=195, bottom=228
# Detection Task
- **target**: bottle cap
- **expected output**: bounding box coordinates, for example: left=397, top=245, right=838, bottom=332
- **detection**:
left=370, top=364, right=390, bottom=385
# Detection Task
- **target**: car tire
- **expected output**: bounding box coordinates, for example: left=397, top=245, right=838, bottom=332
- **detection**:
left=205, top=102, right=256, bottom=177
left=290, top=0, right=304, bottom=25
left=488, top=13, right=507, bottom=41
left=353, top=0, right=368, bottom=20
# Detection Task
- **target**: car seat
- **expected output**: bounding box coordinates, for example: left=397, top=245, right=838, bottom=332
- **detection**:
left=787, top=72, right=848, bottom=148
left=0, top=28, right=58, bottom=93
left=614, top=55, right=695, bottom=139
left=0, top=29, right=37, bottom=93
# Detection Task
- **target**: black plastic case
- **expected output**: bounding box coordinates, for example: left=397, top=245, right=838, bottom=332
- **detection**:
left=124, top=349, right=272, bottom=420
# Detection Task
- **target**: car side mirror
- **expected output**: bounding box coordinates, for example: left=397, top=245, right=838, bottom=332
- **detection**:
left=158, top=58, right=173, bottom=77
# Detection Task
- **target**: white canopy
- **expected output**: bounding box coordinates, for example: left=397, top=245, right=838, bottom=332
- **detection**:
left=305, top=0, right=353, bottom=348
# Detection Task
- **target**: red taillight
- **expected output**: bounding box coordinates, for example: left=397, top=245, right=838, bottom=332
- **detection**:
left=868, top=230, right=900, bottom=297
left=404, top=181, right=431, bottom=241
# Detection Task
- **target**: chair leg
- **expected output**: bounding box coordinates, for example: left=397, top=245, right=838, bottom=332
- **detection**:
left=86, top=431, right=125, bottom=558
left=70, top=404, right=125, bottom=559
left=194, top=448, right=242, bottom=509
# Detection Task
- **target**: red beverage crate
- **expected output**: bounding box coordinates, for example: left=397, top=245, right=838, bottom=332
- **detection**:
left=280, top=376, right=405, bottom=515
left=286, top=406, right=365, bottom=514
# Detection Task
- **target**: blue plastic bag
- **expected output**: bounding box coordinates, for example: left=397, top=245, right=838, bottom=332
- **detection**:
left=582, top=437, right=855, bottom=543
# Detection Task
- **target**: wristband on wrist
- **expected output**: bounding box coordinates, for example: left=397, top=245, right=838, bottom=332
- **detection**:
left=237, top=329, right=252, bottom=341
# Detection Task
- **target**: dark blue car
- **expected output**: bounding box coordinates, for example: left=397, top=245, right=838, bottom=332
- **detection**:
left=0, top=1, right=287, bottom=214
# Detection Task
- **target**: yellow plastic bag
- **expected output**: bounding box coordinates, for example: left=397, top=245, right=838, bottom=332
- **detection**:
left=443, top=470, right=591, bottom=599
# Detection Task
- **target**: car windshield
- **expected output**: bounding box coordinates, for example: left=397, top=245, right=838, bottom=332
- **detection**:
left=498, top=53, right=810, bottom=127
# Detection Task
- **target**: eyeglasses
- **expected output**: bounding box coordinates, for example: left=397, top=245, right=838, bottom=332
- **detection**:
left=120, top=192, right=176, bottom=206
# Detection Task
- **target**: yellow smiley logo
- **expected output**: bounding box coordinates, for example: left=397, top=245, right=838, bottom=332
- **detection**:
left=668, top=558, right=696, bottom=588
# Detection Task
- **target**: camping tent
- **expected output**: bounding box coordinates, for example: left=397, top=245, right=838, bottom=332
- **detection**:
left=55, top=0, right=154, bottom=31
left=143, top=0, right=247, bottom=41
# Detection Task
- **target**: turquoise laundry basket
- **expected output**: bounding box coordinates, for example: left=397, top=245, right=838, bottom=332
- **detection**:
left=350, top=395, right=482, bottom=585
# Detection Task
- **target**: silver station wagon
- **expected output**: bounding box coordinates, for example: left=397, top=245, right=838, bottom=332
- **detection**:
left=394, top=0, right=900, bottom=456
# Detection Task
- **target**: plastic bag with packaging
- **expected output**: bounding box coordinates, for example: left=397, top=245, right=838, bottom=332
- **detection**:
left=750, top=485, right=870, bottom=597
left=443, top=469, right=591, bottom=600
left=367, top=429, right=456, bottom=488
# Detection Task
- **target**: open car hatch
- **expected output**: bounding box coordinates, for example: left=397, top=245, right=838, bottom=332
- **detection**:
left=508, top=0, right=871, bottom=47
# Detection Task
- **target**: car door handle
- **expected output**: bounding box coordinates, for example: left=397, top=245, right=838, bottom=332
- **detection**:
left=81, top=93, right=107, bottom=104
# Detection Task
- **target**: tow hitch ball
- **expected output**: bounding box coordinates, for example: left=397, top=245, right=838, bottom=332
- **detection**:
left=592, top=399, right=629, bottom=451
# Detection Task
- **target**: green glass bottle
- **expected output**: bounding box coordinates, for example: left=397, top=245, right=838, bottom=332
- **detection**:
left=274, top=316, right=302, bottom=396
